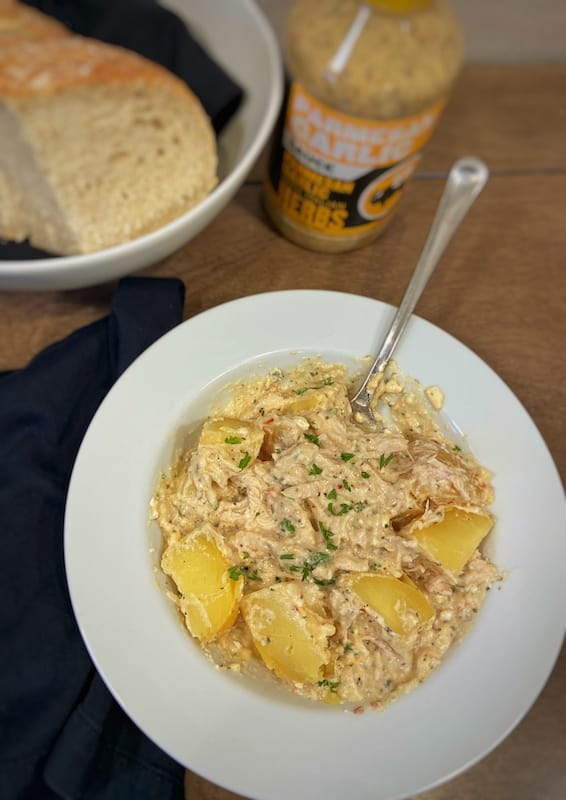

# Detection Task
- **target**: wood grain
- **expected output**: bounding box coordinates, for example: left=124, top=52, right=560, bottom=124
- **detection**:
left=421, top=65, right=566, bottom=173
left=1, top=65, right=565, bottom=800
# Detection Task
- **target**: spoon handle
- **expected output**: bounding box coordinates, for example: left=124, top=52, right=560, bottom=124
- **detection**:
left=351, top=157, right=489, bottom=408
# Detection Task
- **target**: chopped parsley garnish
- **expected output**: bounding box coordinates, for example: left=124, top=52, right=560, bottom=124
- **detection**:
left=341, top=452, right=354, bottom=462
left=453, top=444, right=462, bottom=452
left=281, top=518, right=296, bottom=533
left=319, top=521, right=338, bottom=551
left=313, top=577, right=336, bottom=586
left=379, top=452, right=394, bottom=470
left=304, top=432, right=320, bottom=445
left=344, top=643, right=354, bottom=653
left=317, top=679, right=340, bottom=692
left=328, top=500, right=365, bottom=516
left=307, top=553, right=330, bottom=568
left=242, top=551, right=250, bottom=559
left=279, top=553, right=295, bottom=560
left=224, top=435, right=242, bottom=445
left=361, top=471, right=370, bottom=479
left=238, top=451, right=252, bottom=470
left=342, top=478, right=351, bottom=492
left=294, top=377, right=333, bottom=395
left=289, top=552, right=332, bottom=582
left=230, top=564, right=261, bottom=581
left=327, top=488, right=337, bottom=500
left=300, top=551, right=330, bottom=581
left=309, top=463, right=323, bottom=475
left=302, top=561, right=313, bottom=580
left=328, top=502, right=352, bottom=516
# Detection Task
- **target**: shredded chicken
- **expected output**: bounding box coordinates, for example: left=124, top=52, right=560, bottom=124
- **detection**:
left=151, top=359, right=499, bottom=708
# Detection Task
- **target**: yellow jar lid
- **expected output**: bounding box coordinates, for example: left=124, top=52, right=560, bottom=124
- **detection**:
left=368, top=0, right=432, bottom=12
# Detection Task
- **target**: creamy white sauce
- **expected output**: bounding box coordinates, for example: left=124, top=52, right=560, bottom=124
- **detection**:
left=151, top=359, right=498, bottom=709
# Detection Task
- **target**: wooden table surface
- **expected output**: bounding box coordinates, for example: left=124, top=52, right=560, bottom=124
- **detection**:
left=2, top=64, right=565, bottom=800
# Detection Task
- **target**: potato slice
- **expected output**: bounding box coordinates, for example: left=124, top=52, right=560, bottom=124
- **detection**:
left=161, top=526, right=242, bottom=642
left=350, top=574, right=434, bottom=635
left=283, top=384, right=350, bottom=416
left=241, top=583, right=333, bottom=683
left=413, top=507, right=493, bottom=575
left=198, top=417, right=264, bottom=468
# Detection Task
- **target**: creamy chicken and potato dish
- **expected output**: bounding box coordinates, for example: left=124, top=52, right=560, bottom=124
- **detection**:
left=151, top=360, right=498, bottom=709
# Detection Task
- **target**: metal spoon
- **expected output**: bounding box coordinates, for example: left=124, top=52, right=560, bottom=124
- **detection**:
left=350, top=157, right=489, bottom=423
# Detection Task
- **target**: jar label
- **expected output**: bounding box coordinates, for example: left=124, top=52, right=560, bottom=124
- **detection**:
left=266, top=82, right=444, bottom=239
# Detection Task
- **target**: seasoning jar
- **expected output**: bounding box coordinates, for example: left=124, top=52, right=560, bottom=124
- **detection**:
left=264, top=0, right=464, bottom=253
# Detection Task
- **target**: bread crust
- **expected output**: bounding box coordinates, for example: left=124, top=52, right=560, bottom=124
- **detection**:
left=0, top=35, right=204, bottom=101
left=0, top=0, right=70, bottom=45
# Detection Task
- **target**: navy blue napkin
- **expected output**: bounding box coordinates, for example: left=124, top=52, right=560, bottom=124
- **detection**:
left=0, top=278, right=186, bottom=800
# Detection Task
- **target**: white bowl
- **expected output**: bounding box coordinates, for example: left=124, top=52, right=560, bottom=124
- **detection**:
left=0, top=0, right=283, bottom=291
left=65, top=290, right=566, bottom=800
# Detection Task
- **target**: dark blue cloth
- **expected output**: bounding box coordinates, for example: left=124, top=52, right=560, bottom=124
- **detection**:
left=0, top=278, right=186, bottom=800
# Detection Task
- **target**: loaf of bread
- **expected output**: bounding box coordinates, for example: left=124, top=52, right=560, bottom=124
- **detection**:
left=0, top=0, right=70, bottom=243
left=0, top=3, right=217, bottom=255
